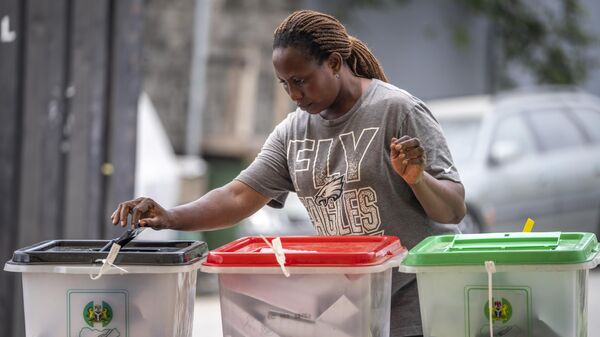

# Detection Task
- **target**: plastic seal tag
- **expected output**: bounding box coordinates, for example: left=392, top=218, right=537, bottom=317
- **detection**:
left=261, top=235, right=290, bottom=277
left=485, top=260, right=496, bottom=337
left=90, top=243, right=128, bottom=280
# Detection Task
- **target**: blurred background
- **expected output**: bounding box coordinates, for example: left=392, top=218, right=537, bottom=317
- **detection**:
left=1, top=0, right=600, bottom=336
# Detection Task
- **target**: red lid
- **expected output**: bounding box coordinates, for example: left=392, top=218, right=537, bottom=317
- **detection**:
left=203, top=235, right=405, bottom=267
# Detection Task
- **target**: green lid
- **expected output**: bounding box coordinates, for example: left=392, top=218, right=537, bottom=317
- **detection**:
left=402, top=232, right=599, bottom=267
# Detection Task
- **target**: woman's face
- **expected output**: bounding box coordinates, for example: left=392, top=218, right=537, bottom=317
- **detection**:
left=272, top=46, right=339, bottom=115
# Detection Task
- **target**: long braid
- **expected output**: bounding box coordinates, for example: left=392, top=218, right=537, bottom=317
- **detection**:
left=274, top=10, right=388, bottom=82
left=348, top=36, right=388, bottom=83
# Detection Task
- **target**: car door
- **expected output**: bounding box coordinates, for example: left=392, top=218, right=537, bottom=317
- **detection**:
left=569, top=107, right=600, bottom=234
left=479, top=112, right=553, bottom=232
left=545, top=106, right=600, bottom=234
left=526, top=107, right=591, bottom=232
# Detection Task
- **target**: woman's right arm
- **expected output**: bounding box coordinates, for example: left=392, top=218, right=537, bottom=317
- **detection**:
left=112, top=180, right=270, bottom=231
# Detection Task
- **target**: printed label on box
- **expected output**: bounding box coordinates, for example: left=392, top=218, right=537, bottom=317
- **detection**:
left=465, top=286, right=531, bottom=337
left=67, top=290, right=128, bottom=337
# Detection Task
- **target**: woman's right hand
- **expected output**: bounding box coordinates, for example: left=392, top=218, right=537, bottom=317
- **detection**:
left=111, top=197, right=174, bottom=230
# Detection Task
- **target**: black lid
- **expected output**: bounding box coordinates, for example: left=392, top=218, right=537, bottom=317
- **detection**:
left=9, top=240, right=207, bottom=265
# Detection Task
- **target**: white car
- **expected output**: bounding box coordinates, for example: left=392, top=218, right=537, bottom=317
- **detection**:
left=238, top=192, right=316, bottom=237
left=428, top=88, right=600, bottom=234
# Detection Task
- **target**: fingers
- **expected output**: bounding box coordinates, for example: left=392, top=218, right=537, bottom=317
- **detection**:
left=390, top=136, right=411, bottom=158
left=111, top=203, right=129, bottom=226
left=397, top=158, right=418, bottom=175
left=138, top=218, right=149, bottom=227
left=392, top=136, right=421, bottom=151
left=391, top=137, right=423, bottom=160
left=111, top=197, right=150, bottom=228
left=131, top=199, right=151, bottom=229
left=119, top=200, right=134, bottom=227
left=403, top=146, right=425, bottom=159
left=139, top=217, right=160, bottom=230
left=111, top=197, right=170, bottom=231
left=405, top=157, right=425, bottom=166
left=390, top=136, right=426, bottom=177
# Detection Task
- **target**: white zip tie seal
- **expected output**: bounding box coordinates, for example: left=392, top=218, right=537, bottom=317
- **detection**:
left=485, top=260, right=496, bottom=337
left=261, top=235, right=290, bottom=277
left=90, top=243, right=128, bottom=280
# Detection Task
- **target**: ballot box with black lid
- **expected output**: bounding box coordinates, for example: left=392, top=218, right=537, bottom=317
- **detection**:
left=201, top=235, right=406, bottom=337
left=4, top=239, right=207, bottom=337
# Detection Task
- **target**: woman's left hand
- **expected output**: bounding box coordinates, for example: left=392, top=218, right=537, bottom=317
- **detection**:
left=390, top=136, right=426, bottom=185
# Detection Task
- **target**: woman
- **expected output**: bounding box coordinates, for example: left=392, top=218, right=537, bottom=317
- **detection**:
left=113, top=10, right=466, bottom=337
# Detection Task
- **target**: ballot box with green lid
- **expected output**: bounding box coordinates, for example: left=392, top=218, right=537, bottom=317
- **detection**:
left=201, top=235, right=406, bottom=337
left=398, top=232, right=600, bottom=337
left=4, top=239, right=207, bottom=337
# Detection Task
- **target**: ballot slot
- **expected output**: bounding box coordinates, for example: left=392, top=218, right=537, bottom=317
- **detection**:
left=4, top=239, right=208, bottom=337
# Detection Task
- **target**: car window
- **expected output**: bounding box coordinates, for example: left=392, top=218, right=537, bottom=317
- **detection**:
left=490, top=115, right=536, bottom=164
left=438, top=118, right=481, bottom=163
left=527, top=109, right=586, bottom=151
left=571, top=108, right=600, bottom=144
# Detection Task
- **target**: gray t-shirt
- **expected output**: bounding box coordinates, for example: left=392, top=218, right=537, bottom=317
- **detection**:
left=236, top=79, right=461, bottom=336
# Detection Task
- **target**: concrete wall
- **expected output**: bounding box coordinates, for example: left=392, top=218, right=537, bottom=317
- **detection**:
left=142, top=0, right=195, bottom=153
left=200, top=0, right=296, bottom=158
left=142, top=0, right=296, bottom=156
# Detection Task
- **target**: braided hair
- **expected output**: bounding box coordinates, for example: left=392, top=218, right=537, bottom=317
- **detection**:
left=274, top=10, right=388, bottom=82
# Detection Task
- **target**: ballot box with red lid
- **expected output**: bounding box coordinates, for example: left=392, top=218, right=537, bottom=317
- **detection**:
left=201, top=235, right=406, bottom=337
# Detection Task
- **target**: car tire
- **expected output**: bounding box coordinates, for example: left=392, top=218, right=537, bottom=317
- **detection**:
left=458, top=210, right=481, bottom=234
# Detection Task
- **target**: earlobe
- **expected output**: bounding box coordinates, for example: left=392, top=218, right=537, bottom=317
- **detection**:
left=328, top=52, right=343, bottom=75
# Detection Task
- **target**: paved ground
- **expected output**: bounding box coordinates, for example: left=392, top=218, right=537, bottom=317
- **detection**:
left=193, top=294, right=222, bottom=337
left=587, top=269, right=600, bottom=334
left=194, top=269, right=600, bottom=336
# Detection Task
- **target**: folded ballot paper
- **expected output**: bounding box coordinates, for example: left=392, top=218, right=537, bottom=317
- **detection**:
left=219, top=273, right=359, bottom=320
left=221, top=297, right=282, bottom=337
left=267, top=295, right=362, bottom=337
left=221, top=291, right=365, bottom=337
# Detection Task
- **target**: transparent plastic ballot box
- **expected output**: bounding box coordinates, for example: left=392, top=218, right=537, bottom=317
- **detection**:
left=398, top=232, right=600, bottom=337
left=201, top=235, right=406, bottom=337
left=4, top=239, right=207, bottom=337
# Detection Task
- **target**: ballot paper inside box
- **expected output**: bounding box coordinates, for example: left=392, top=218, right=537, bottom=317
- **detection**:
left=219, top=274, right=372, bottom=337
left=201, top=236, right=406, bottom=337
